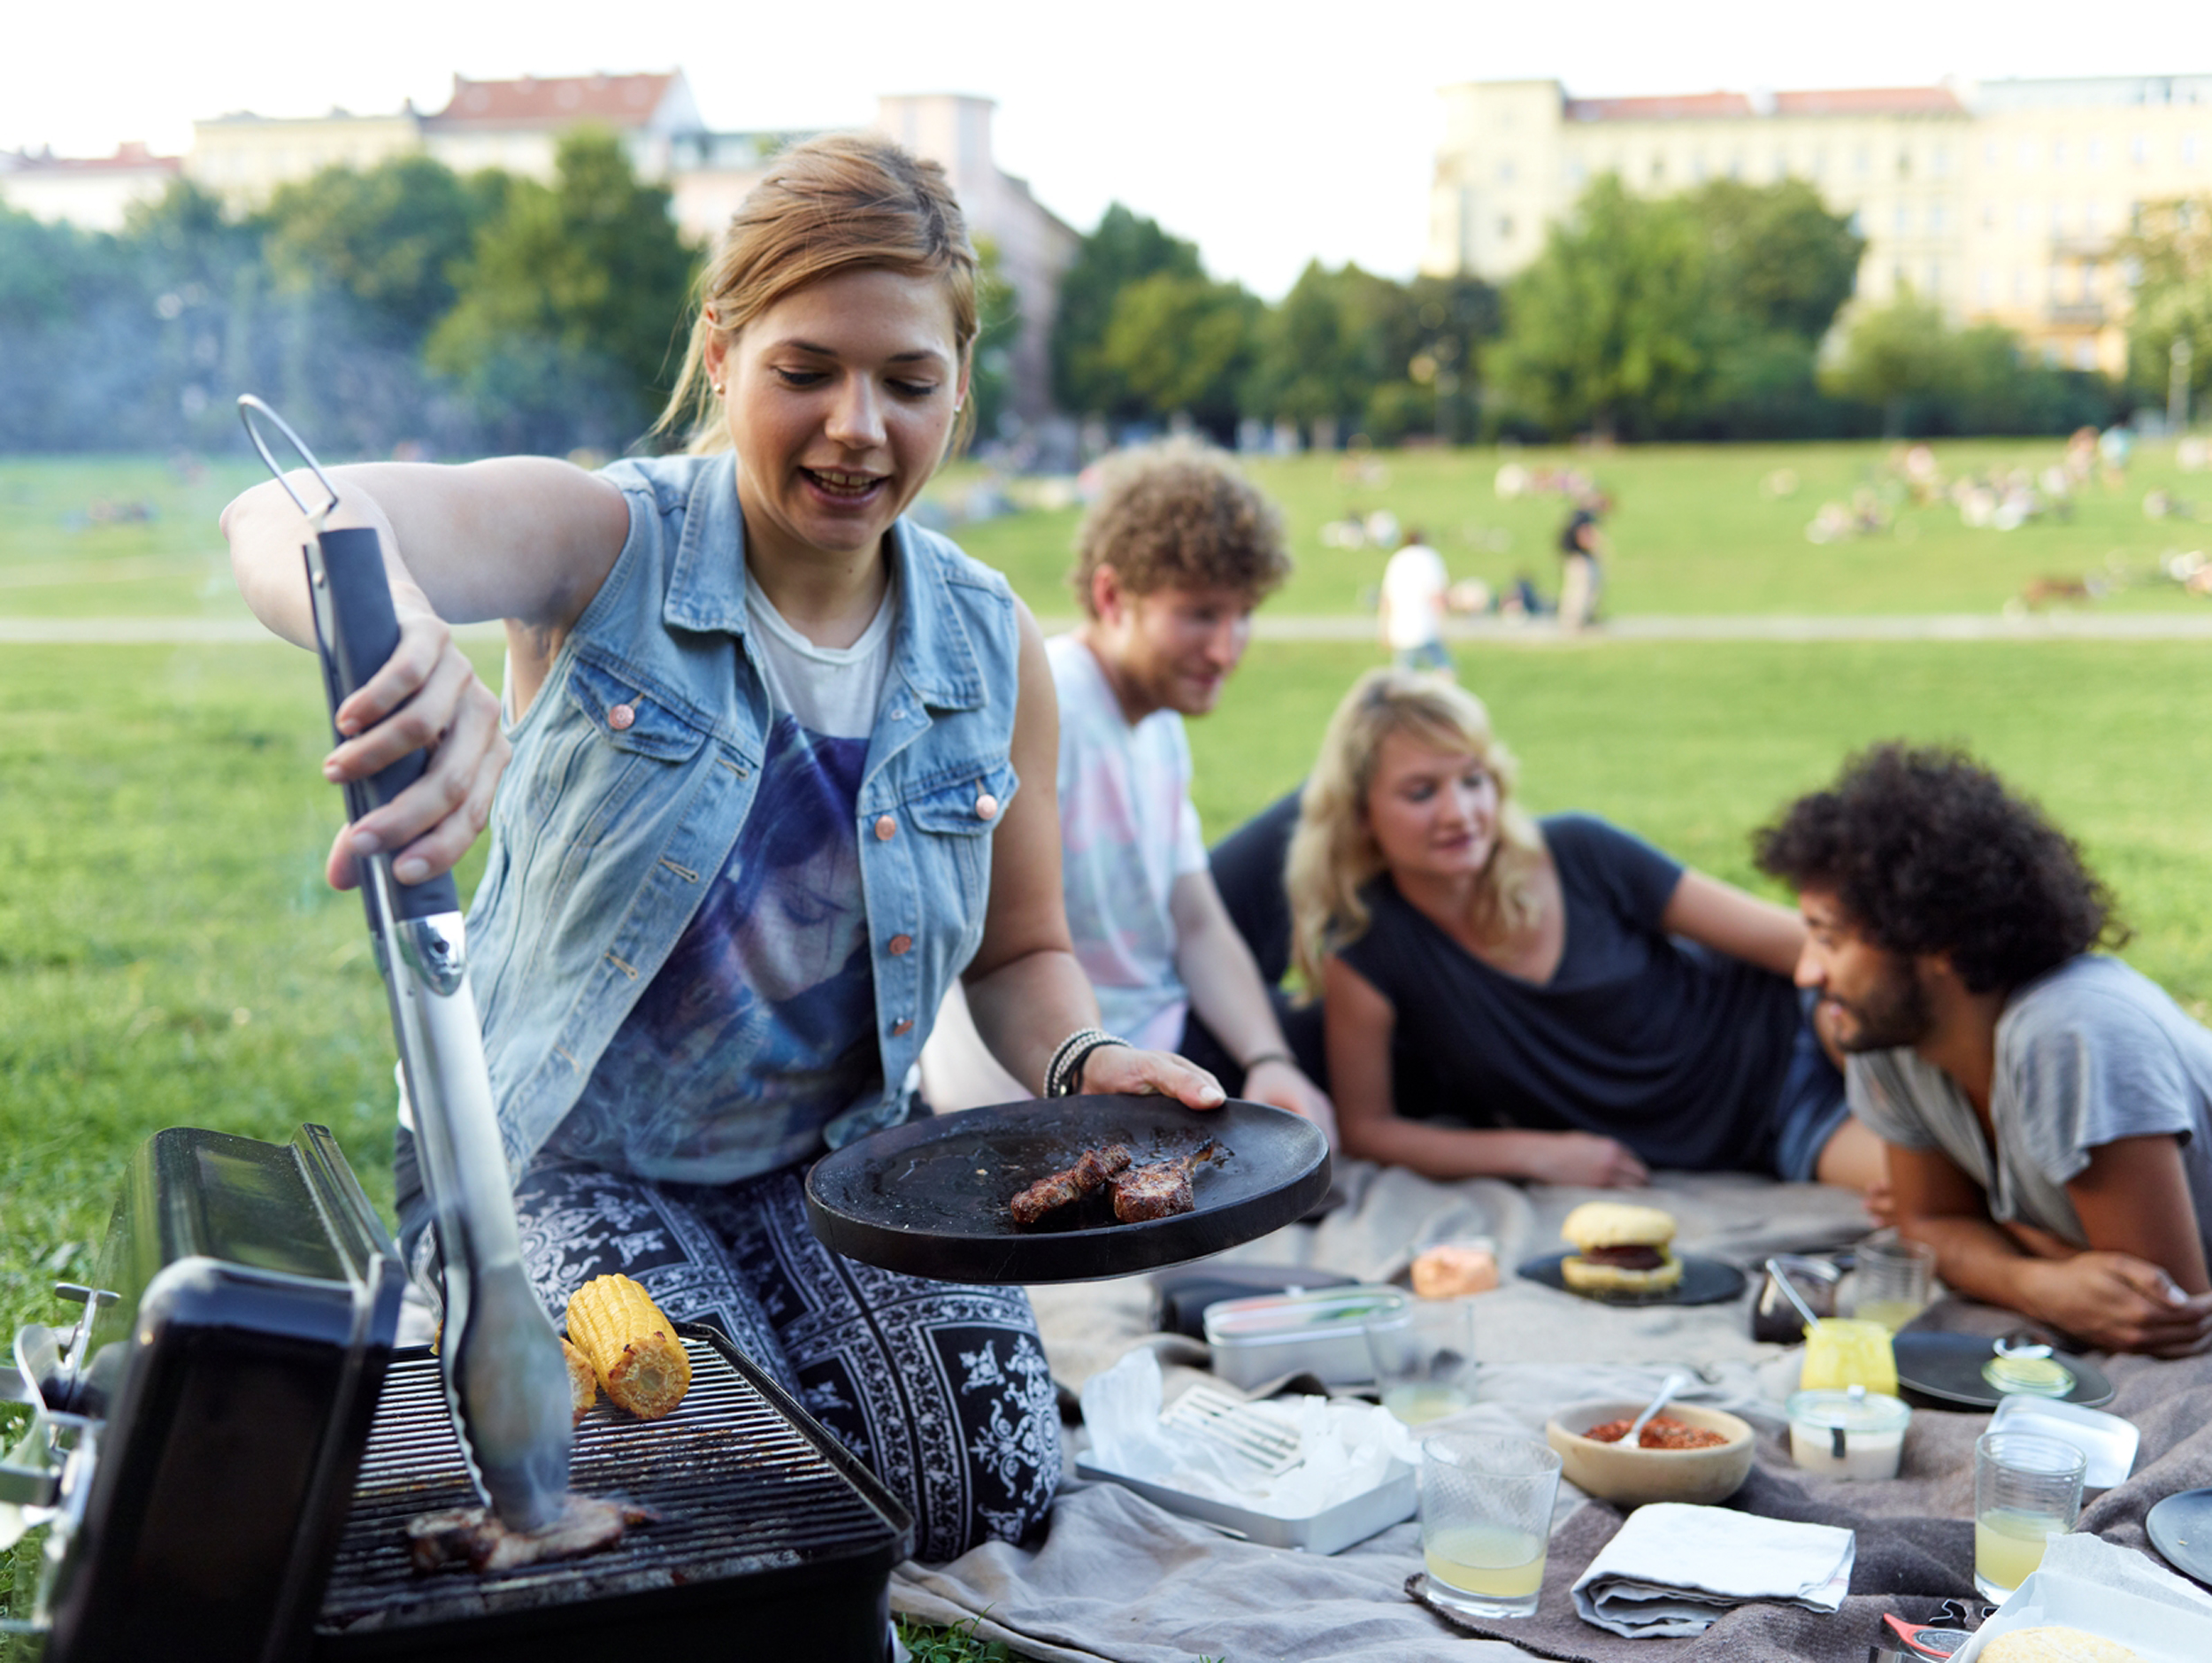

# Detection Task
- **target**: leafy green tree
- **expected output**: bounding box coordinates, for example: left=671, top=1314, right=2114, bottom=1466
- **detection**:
left=2117, top=196, right=2212, bottom=409
left=0, top=206, right=150, bottom=449
left=1049, top=204, right=1202, bottom=420
left=261, top=155, right=501, bottom=346
left=1820, top=289, right=1959, bottom=435
left=965, top=236, right=1019, bottom=445
left=1488, top=176, right=1715, bottom=438
left=1097, top=270, right=1259, bottom=434
left=1687, top=177, right=1863, bottom=340
left=429, top=127, right=698, bottom=450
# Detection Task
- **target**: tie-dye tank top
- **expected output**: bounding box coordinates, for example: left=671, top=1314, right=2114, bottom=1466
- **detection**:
left=548, top=574, right=895, bottom=1182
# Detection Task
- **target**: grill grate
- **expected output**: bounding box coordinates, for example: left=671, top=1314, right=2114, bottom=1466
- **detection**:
left=316, top=1329, right=905, bottom=1637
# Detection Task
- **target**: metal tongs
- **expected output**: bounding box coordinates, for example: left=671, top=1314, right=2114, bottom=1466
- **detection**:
left=239, top=397, right=572, bottom=1531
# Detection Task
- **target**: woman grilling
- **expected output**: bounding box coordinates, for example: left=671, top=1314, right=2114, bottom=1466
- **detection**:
left=223, top=133, right=1221, bottom=1559
left=1284, top=668, right=1885, bottom=1196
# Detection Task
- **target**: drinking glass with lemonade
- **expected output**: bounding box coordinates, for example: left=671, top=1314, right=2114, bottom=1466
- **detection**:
left=1367, top=1300, right=1477, bottom=1426
left=1418, top=1434, right=1563, bottom=1620
left=1973, top=1429, right=2086, bottom=1601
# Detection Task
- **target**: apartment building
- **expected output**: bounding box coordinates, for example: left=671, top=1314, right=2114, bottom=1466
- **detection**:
left=0, top=141, right=182, bottom=231
left=1426, top=75, right=2212, bottom=376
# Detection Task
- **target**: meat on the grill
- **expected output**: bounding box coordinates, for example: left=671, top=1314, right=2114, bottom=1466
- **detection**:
left=407, top=1494, right=662, bottom=1574
left=1010, top=1143, right=1133, bottom=1225
left=1110, top=1142, right=1218, bottom=1224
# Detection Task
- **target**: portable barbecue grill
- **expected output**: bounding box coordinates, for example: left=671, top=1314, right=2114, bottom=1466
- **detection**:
left=3, top=1123, right=911, bottom=1662
left=0, top=397, right=913, bottom=1659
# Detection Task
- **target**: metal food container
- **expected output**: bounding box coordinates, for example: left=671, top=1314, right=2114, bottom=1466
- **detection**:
left=1072, top=1455, right=1414, bottom=1554
left=1203, top=1286, right=1408, bottom=1389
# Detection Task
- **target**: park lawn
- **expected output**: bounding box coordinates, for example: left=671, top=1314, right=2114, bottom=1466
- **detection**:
left=948, top=438, right=2212, bottom=620
left=11, top=441, right=2212, bottom=625
left=0, top=456, right=266, bottom=619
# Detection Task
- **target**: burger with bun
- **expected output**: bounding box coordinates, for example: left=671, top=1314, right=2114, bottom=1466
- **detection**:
left=1560, top=1201, right=1682, bottom=1296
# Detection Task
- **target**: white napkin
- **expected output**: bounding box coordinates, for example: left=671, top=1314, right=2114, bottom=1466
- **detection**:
left=1571, top=1503, right=1855, bottom=1638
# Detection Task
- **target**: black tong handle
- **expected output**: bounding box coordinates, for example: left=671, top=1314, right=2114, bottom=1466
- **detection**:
left=313, top=526, right=462, bottom=920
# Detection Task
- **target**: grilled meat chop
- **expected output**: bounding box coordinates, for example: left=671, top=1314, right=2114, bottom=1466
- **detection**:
left=406, top=1493, right=662, bottom=1574
left=1110, top=1142, right=1218, bottom=1224
left=1010, top=1143, right=1133, bottom=1225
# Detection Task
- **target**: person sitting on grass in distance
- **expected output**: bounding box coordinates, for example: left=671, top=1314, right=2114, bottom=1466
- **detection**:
left=1755, top=743, right=2212, bottom=1357
left=1284, top=666, right=1886, bottom=1192
left=921, top=440, right=1335, bottom=1140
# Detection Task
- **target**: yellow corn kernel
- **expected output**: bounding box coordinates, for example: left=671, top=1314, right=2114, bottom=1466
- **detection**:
left=565, top=1274, right=691, bottom=1420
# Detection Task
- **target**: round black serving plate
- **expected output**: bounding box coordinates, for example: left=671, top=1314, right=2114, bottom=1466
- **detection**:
left=1517, top=1251, right=1748, bottom=1306
left=1891, top=1330, right=2115, bottom=1409
left=803, top=1095, right=1331, bottom=1284
left=2147, top=1488, right=2212, bottom=1587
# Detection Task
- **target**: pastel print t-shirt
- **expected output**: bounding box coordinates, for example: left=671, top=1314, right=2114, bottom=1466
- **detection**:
left=1049, top=635, right=1208, bottom=1053
left=549, top=574, right=895, bottom=1183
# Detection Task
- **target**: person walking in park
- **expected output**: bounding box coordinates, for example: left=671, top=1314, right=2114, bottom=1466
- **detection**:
left=1557, top=491, right=1609, bottom=633
left=222, top=133, right=1225, bottom=1558
left=1378, top=524, right=1454, bottom=672
left=1284, top=667, right=1885, bottom=1192
left=1756, top=743, right=2212, bottom=1357
left=921, top=440, right=1335, bottom=1142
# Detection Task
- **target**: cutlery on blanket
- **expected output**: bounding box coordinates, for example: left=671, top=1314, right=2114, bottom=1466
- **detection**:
left=1161, top=1385, right=1304, bottom=1475
left=1625, top=1371, right=1694, bottom=1444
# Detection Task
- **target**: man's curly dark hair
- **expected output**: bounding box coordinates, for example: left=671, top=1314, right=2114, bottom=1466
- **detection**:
left=1070, top=438, right=1291, bottom=616
left=1754, top=742, right=2127, bottom=994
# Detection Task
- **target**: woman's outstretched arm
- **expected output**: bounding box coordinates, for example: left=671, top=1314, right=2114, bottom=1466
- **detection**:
left=1323, top=955, right=1647, bottom=1186
left=1661, top=869, right=1806, bottom=978
left=222, top=458, right=627, bottom=886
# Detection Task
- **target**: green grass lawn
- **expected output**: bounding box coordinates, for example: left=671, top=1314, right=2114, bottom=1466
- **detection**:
left=5, top=442, right=2212, bottom=1652
left=12, top=440, right=2212, bottom=626
left=943, top=439, right=2212, bottom=620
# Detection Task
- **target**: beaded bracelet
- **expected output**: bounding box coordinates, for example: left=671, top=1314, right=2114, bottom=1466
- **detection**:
left=1045, top=1026, right=1130, bottom=1097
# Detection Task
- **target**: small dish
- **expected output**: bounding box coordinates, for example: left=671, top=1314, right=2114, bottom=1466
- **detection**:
left=1989, top=1394, right=2139, bottom=1489
left=1786, top=1388, right=1912, bottom=1481
left=1543, top=1397, right=1755, bottom=1507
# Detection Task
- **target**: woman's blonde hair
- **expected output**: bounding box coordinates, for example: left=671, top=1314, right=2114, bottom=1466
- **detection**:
left=1287, top=667, right=1545, bottom=991
left=654, top=132, right=979, bottom=454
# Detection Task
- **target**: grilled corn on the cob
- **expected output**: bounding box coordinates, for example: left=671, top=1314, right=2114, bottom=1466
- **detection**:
left=565, top=1274, right=691, bottom=1420
left=561, top=1337, right=599, bottom=1424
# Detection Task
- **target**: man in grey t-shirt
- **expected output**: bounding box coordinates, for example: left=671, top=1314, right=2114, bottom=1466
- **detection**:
left=1756, top=743, right=2212, bottom=1356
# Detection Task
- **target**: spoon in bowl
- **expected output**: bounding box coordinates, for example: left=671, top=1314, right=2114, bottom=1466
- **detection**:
left=1625, top=1369, right=1694, bottom=1444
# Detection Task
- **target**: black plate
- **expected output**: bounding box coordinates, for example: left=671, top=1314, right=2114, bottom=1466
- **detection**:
left=1517, top=1251, right=1747, bottom=1306
left=2147, top=1488, right=2212, bottom=1587
left=1892, top=1331, right=2115, bottom=1409
left=803, top=1095, right=1332, bottom=1284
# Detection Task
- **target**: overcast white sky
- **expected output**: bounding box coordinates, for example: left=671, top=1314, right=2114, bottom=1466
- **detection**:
left=8, top=0, right=2202, bottom=297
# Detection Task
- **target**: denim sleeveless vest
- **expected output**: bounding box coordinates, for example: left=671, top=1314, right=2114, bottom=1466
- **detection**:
left=464, top=452, right=1023, bottom=1179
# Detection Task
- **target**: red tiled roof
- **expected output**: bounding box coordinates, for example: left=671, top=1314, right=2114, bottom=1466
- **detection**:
left=1564, top=85, right=1966, bottom=122
left=428, top=73, right=676, bottom=130
left=5, top=142, right=180, bottom=174
left=1567, top=92, right=1753, bottom=121
left=1771, top=87, right=1964, bottom=116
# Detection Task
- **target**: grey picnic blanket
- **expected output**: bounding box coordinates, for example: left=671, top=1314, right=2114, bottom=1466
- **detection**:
left=890, top=1161, right=2212, bottom=1663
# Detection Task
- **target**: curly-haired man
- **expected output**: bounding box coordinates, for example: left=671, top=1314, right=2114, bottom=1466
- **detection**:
left=922, top=441, right=1335, bottom=1139
left=1757, top=743, right=2212, bottom=1355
